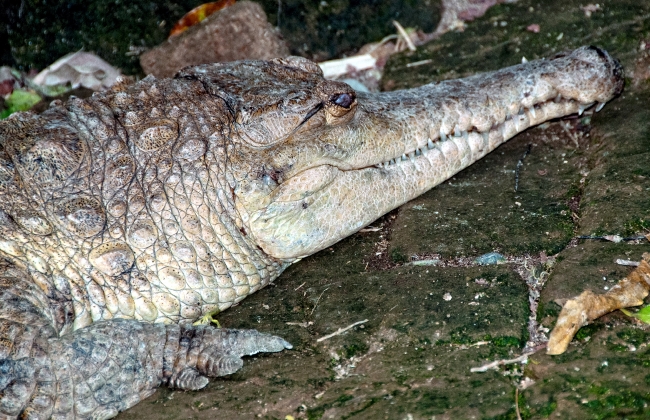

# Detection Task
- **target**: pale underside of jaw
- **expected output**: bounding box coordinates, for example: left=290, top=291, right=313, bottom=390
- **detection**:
left=371, top=96, right=604, bottom=170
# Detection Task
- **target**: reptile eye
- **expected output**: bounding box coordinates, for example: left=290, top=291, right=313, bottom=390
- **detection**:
left=331, top=92, right=355, bottom=108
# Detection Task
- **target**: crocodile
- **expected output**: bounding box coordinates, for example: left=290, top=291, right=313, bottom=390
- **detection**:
left=0, top=46, right=625, bottom=419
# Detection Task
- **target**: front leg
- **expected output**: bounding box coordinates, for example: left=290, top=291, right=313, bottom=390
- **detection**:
left=0, top=261, right=291, bottom=419
left=50, top=321, right=290, bottom=418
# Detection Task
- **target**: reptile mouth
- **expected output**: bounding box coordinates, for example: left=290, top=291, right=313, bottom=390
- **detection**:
left=372, top=96, right=603, bottom=169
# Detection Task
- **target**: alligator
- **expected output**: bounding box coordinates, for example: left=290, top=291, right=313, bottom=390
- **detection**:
left=0, top=46, right=628, bottom=418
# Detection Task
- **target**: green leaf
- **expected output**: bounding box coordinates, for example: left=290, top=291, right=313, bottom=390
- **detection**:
left=635, top=306, right=650, bottom=323
left=30, top=83, right=72, bottom=98
left=620, top=305, right=650, bottom=324
left=2, top=89, right=42, bottom=118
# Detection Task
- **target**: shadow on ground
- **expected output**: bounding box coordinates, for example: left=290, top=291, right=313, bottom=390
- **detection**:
left=119, top=0, right=650, bottom=418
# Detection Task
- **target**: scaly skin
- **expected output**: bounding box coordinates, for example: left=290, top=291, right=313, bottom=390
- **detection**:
left=0, top=46, right=623, bottom=418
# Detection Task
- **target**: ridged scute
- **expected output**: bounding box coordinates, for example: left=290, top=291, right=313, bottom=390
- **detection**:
left=11, top=210, right=53, bottom=236
left=51, top=195, right=106, bottom=238
left=89, top=241, right=135, bottom=276
left=104, top=155, right=135, bottom=190
left=1, top=112, right=85, bottom=185
left=135, top=119, right=179, bottom=151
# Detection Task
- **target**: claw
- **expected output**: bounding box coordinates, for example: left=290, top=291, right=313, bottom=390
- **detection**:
left=194, top=329, right=292, bottom=379
left=193, top=310, right=221, bottom=327
left=171, top=367, right=210, bottom=390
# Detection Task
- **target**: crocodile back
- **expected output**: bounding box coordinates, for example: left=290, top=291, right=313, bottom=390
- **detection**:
left=0, top=75, right=286, bottom=333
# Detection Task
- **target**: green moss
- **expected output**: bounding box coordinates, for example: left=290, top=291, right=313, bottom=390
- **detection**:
left=589, top=384, right=610, bottom=396
left=616, top=328, right=649, bottom=347
left=623, top=218, right=650, bottom=236
left=342, top=340, right=369, bottom=359
left=336, top=394, right=354, bottom=404
left=344, top=397, right=381, bottom=418
left=539, top=301, right=561, bottom=319
left=390, top=247, right=408, bottom=264
left=414, top=390, right=451, bottom=415
left=575, top=324, right=602, bottom=341
left=470, top=379, right=485, bottom=388
left=491, top=336, right=522, bottom=348
left=583, top=391, right=650, bottom=419
left=306, top=406, right=325, bottom=420
left=450, top=328, right=474, bottom=345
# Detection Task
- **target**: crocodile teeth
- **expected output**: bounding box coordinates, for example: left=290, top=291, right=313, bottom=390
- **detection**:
left=596, top=102, right=606, bottom=112
left=375, top=91, right=587, bottom=171
left=578, top=102, right=595, bottom=116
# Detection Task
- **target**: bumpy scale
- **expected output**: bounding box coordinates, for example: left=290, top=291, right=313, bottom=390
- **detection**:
left=0, top=46, right=624, bottom=418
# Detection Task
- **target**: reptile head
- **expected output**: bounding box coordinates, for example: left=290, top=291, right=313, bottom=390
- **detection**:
left=181, top=47, right=623, bottom=261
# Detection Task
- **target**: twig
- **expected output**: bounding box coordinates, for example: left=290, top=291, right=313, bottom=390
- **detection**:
left=616, top=259, right=641, bottom=267
left=286, top=321, right=313, bottom=328
left=310, top=287, right=329, bottom=315
left=393, top=21, right=416, bottom=51
left=561, top=121, right=580, bottom=148
left=359, top=226, right=382, bottom=232
left=316, top=319, right=368, bottom=342
left=515, top=388, right=522, bottom=420
left=294, top=282, right=306, bottom=291
left=577, top=235, right=647, bottom=242
left=514, top=144, right=532, bottom=192
left=470, top=353, right=531, bottom=373
left=406, top=59, right=433, bottom=68
left=318, top=54, right=377, bottom=79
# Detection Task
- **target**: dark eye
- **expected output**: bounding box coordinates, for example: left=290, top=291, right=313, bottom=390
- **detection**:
left=331, top=92, right=355, bottom=108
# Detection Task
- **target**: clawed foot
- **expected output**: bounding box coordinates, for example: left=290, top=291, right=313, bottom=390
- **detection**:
left=167, top=327, right=292, bottom=390
left=547, top=253, right=650, bottom=355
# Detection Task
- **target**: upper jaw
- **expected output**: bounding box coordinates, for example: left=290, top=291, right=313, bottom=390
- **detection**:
left=335, top=45, right=624, bottom=171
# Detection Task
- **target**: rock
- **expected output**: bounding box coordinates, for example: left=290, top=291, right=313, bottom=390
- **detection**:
left=32, top=51, right=121, bottom=91
left=140, top=1, right=289, bottom=78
